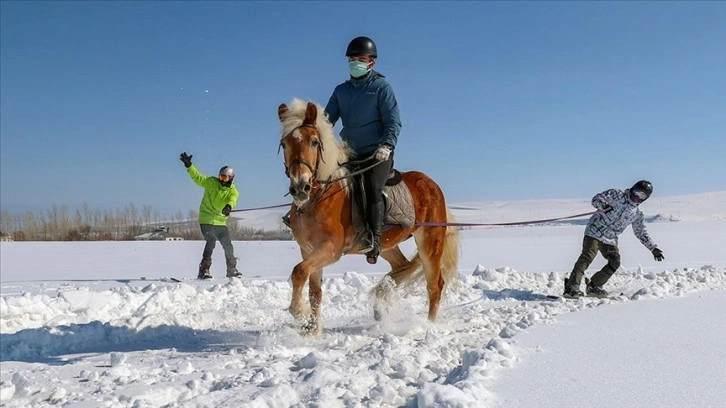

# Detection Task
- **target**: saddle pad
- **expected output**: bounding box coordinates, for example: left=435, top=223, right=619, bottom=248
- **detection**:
left=383, top=181, right=415, bottom=228
left=352, top=180, right=416, bottom=230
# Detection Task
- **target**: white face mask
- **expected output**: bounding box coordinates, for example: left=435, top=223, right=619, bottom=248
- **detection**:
left=349, top=60, right=370, bottom=78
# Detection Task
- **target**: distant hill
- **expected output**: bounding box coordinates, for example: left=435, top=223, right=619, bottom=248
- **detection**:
left=231, top=192, right=726, bottom=231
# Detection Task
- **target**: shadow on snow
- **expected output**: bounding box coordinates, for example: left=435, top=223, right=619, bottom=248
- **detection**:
left=0, top=321, right=273, bottom=364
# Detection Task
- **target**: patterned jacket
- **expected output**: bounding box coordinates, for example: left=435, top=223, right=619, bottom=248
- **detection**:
left=585, top=189, right=657, bottom=250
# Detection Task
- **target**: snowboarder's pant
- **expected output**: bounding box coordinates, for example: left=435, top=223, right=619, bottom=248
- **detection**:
left=200, top=224, right=235, bottom=261
left=568, top=235, right=620, bottom=287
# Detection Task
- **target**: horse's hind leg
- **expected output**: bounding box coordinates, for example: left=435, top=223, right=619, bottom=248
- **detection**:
left=373, top=245, right=423, bottom=321
left=380, top=245, right=409, bottom=275
left=414, top=226, right=447, bottom=321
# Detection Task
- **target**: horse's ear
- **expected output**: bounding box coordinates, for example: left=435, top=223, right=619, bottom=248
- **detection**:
left=278, top=104, right=289, bottom=121
left=303, top=102, right=317, bottom=126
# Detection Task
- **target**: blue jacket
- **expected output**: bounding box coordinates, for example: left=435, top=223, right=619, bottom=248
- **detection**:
left=324, top=70, right=402, bottom=156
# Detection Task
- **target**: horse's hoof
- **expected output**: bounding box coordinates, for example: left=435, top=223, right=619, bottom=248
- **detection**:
left=300, top=317, right=320, bottom=336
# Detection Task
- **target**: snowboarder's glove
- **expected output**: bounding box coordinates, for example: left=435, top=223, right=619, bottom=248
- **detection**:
left=374, top=144, right=392, bottom=162
left=222, top=204, right=232, bottom=216
left=601, top=205, right=613, bottom=213
left=652, top=248, right=664, bottom=261
left=180, top=152, right=193, bottom=168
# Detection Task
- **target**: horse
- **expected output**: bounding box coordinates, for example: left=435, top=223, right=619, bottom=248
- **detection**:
left=277, top=99, right=460, bottom=336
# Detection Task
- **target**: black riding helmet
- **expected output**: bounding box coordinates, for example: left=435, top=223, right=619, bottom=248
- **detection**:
left=346, top=36, right=377, bottom=58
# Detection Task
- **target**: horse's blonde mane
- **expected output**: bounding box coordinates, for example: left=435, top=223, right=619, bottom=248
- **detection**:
left=280, top=98, right=352, bottom=182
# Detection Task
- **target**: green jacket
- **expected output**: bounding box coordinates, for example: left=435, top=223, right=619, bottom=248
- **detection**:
left=186, top=165, right=239, bottom=226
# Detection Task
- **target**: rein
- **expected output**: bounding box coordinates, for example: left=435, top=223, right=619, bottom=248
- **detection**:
left=319, top=153, right=383, bottom=185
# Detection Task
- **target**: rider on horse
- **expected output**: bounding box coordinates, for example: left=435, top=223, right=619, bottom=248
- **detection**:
left=282, top=36, right=401, bottom=264
left=325, top=36, right=402, bottom=264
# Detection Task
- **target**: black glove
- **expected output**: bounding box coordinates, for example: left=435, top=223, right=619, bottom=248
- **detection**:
left=222, top=204, right=232, bottom=216
left=601, top=205, right=613, bottom=213
left=180, top=152, right=193, bottom=168
left=652, top=248, right=664, bottom=261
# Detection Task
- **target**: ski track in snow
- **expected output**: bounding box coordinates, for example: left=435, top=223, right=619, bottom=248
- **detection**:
left=2, top=265, right=724, bottom=407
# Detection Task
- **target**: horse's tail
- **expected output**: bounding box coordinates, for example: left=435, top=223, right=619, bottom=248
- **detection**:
left=440, top=207, right=461, bottom=293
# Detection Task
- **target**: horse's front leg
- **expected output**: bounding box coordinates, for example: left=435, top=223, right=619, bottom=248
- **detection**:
left=302, top=268, right=324, bottom=336
left=288, top=242, right=339, bottom=334
left=289, top=259, right=312, bottom=320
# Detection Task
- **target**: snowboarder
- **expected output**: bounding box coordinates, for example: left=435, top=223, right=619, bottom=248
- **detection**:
left=564, top=180, right=665, bottom=298
left=180, top=152, right=241, bottom=279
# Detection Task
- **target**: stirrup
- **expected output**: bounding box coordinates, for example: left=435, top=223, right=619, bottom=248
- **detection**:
left=365, top=242, right=380, bottom=265
left=357, top=230, right=374, bottom=254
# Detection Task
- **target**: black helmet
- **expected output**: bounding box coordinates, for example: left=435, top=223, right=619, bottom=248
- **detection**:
left=629, top=180, right=653, bottom=203
left=346, top=36, right=377, bottom=58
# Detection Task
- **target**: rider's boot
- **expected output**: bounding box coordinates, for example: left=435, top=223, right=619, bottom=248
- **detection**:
left=365, top=201, right=385, bottom=264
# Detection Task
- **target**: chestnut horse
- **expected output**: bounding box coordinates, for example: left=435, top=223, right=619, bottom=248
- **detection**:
left=278, top=99, right=459, bottom=335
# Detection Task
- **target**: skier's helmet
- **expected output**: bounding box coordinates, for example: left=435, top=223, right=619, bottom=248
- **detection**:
left=629, top=180, right=653, bottom=203
left=219, top=166, right=235, bottom=185
left=346, top=36, right=377, bottom=58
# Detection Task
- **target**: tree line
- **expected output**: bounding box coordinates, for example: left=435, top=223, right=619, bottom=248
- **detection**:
left=0, top=203, right=292, bottom=241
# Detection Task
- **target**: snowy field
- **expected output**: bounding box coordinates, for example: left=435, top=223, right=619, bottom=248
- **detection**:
left=1, top=193, right=725, bottom=407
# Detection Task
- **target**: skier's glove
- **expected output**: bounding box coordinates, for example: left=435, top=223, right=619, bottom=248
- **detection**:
left=180, top=152, right=193, bottom=168
left=374, top=144, right=392, bottom=162
left=652, top=248, right=664, bottom=261
left=222, top=204, right=232, bottom=216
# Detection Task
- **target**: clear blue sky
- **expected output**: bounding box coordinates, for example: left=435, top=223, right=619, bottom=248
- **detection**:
left=2, top=1, right=724, bottom=215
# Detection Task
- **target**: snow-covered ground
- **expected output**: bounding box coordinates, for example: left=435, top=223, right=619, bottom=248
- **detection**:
left=1, top=193, right=725, bottom=407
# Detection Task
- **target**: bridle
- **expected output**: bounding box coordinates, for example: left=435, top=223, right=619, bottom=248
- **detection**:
left=280, top=125, right=385, bottom=185
left=280, top=124, right=325, bottom=181
left=279, top=124, right=330, bottom=214
left=279, top=124, right=387, bottom=214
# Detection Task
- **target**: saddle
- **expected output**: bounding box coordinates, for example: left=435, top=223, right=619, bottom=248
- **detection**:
left=350, top=169, right=416, bottom=235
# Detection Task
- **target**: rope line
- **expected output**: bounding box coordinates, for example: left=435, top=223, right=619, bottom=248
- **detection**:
left=415, top=211, right=597, bottom=227
left=230, top=204, right=596, bottom=227
left=230, top=203, right=290, bottom=213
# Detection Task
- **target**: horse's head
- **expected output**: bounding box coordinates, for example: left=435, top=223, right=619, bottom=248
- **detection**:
left=278, top=99, right=351, bottom=207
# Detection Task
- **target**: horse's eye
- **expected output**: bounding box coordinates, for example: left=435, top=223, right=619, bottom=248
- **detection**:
left=311, top=139, right=320, bottom=147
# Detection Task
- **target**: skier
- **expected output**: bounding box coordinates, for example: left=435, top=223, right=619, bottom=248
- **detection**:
left=180, top=152, right=241, bottom=279
left=564, top=180, right=665, bottom=298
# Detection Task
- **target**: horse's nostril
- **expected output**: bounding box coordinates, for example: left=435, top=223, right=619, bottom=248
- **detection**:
left=303, top=184, right=311, bottom=193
